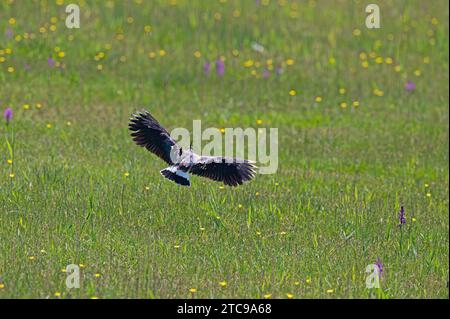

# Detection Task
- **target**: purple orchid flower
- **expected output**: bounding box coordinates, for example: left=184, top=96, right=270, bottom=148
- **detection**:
left=375, top=257, right=383, bottom=277
left=398, top=206, right=406, bottom=227
left=4, top=107, right=13, bottom=124
left=215, top=58, right=224, bottom=77
left=48, top=57, right=55, bottom=68
left=404, top=81, right=416, bottom=91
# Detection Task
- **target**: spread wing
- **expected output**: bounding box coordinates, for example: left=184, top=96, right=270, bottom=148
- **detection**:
left=190, top=156, right=257, bottom=186
left=129, top=110, right=179, bottom=165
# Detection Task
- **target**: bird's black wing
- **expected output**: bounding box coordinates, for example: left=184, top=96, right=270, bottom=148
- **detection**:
left=129, top=110, right=179, bottom=165
left=190, top=156, right=257, bottom=186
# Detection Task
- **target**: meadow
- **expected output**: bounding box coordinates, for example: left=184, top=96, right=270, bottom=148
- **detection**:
left=0, top=0, right=448, bottom=299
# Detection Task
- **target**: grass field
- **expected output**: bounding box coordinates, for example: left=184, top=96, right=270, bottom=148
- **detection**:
left=0, top=0, right=448, bottom=299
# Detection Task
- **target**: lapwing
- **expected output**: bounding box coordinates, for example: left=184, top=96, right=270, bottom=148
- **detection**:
left=129, top=110, right=257, bottom=187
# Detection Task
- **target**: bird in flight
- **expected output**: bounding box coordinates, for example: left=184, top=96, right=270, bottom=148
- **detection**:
left=129, top=110, right=257, bottom=187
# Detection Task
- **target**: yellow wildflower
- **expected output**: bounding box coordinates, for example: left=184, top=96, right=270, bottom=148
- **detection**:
left=244, top=60, right=254, bottom=68
left=375, top=56, right=383, bottom=64
left=373, top=88, right=384, bottom=97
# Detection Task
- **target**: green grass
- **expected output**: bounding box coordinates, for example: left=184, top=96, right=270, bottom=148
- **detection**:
left=0, top=0, right=448, bottom=299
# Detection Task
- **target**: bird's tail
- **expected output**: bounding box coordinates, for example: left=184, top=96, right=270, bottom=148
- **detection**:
left=160, top=166, right=190, bottom=186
